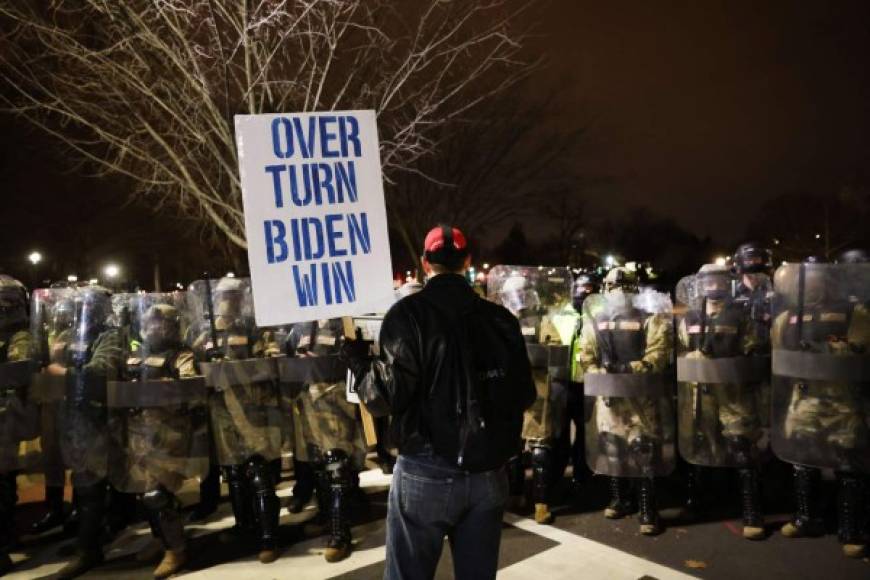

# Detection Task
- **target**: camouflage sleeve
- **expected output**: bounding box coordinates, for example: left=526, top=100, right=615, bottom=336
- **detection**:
left=83, top=329, right=122, bottom=379
left=6, top=330, right=33, bottom=361
left=174, top=349, right=198, bottom=378
left=770, top=311, right=789, bottom=349
left=258, top=329, right=283, bottom=357
left=740, top=313, right=761, bottom=355
left=632, top=314, right=672, bottom=373
left=578, top=315, right=603, bottom=373
left=847, top=304, right=870, bottom=353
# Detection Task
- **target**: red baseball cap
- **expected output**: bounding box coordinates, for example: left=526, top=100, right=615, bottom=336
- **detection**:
left=423, top=225, right=469, bottom=264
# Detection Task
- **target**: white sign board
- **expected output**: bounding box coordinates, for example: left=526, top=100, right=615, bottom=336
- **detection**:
left=235, top=110, right=394, bottom=326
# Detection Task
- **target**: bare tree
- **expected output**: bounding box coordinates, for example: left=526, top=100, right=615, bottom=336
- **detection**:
left=0, top=0, right=537, bottom=252
left=388, top=93, right=584, bottom=267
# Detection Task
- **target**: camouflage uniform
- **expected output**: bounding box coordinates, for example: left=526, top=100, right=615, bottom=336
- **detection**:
left=282, top=319, right=363, bottom=562
left=188, top=277, right=282, bottom=562
left=486, top=266, right=574, bottom=525
left=675, top=264, right=771, bottom=539
left=771, top=262, right=870, bottom=557
left=579, top=271, right=674, bottom=536
left=0, top=275, right=34, bottom=574
left=53, top=287, right=122, bottom=578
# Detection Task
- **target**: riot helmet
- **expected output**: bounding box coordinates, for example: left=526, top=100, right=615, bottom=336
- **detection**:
left=141, top=303, right=181, bottom=352
left=0, top=275, right=27, bottom=331
left=732, top=242, right=773, bottom=275
left=837, top=248, right=869, bottom=264
left=499, top=274, right=540, bottom=316
left=696, top=264, right=732, bottom=301
left=214, top=277, right=244, bottom=322
left=602, top=267, right=637, bottom=312
left=572, top=274, right=595, bottom=313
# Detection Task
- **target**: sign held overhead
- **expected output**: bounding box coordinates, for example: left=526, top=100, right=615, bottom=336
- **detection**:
left=235, top=110, right=393, bottom=326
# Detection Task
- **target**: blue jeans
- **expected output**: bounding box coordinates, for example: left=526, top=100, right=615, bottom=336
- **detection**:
left=385, top=454, right=509, bottom=580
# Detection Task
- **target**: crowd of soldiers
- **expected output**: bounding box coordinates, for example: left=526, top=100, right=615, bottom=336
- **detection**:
left=486, top=242, right=869, bottom=559
left=0, top=241, right=867, bottom=578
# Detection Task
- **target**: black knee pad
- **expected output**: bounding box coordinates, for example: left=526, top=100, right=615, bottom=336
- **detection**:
left=247, top=456, right=275, bottom=493
left=325, top=449, right=351, bottom=484
left=142, top=487, right=178, bottom=512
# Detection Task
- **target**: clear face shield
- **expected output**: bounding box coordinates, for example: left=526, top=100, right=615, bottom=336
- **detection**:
left=142, top=313, right=179, bottom=352
left=500, top=285, right=540, bottom=316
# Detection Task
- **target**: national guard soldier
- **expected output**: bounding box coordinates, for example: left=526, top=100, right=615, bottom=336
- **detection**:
left=676, top=264, right=770, bottom=540
left=50, top=286, right=122, bottom=579
left=108, top=295, right=208, bottom=578
left=565, top=274, right=596, bottom=487
left=732, top=242, right=775, bottom=344
left=279, top=319, right=366, bottom=562
left=579, top=267, right=674, bottom=536
left=188, top=277, right=283, bottom=564
left=487, top=266, right=574, bottom=525
left=771, top=259, right=870, bottom=558
left=0, top=276, right=36, bottom=575
left=28, top=287, right=76, bottom=536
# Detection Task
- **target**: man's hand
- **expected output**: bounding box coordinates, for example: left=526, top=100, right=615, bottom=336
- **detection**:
left=340, top=329, right=372, bottom=378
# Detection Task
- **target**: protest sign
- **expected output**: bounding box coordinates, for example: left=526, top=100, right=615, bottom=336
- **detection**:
left=235, top=111, right=394, bottom=326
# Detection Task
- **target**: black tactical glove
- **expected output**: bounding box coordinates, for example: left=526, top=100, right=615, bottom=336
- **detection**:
left=340, top=329, right=372, bottom=381
left=605, top=362, right=633, bottom=374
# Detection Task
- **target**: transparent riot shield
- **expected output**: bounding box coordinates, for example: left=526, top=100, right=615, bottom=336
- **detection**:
left=29, top=287, right=76, bottom=486
left=57, top=286, right=120, bottom=486
left=675, top=270, right=771, bottom=468
left=487, top=266, right=576, bottom=443
left=187, top=277, right=283, bottom=466
left=581, top=289, right=676, bottom=477
left=107, top=292, right=209, bottom=494
left=0, top=276, right=38, bottom=473
left=770, top=262, right=870, bottom=473
left=278, top=319, right=365, bottom=466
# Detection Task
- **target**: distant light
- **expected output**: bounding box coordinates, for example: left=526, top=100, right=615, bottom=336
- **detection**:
left=225, top=272, right=236, bottom=278
left=773, top=238, right=780, bottom=245
left=475, top=272, right=486, bottom=282
left=605, top=255, right=615, bottom=268
left=88, top=278, right=99, bottom=285
left=67, top=275, right=78, bottom=283
left=176, top=282, right=183, bottom=289
left=103, top=264, right=120, bottom=279
left=483, top=263, right=490, bottom=269
left=406, top=270, right=411, bottom=276
left=714, top=256, right=728, bottom=267
left=28, top=251, right=42, bottom=265
left=538, top=265, right=544, bottom=271
left=814, top=233, right=821, bottom=240
left=781, top=261, right=787, bottom=266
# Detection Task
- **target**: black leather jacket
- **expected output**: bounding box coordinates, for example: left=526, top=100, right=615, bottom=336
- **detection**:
left=357, top=273, right=535, bottom=471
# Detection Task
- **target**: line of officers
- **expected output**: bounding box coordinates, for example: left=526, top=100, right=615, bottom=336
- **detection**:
left=485, top=243, right=869, bottom=560
left=0, top=276, right=371, bottom=579
left=0, top=242, right=868, bottom=577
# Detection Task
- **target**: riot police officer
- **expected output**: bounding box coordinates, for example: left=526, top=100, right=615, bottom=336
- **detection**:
left=0, top=276, right=36, bottom=575
left=676, top=264, right=770, bottom=540
left=279, top=319, right=367, bottom=562
left=579, top=267, right=675, bottom=535
left=189, top=277, right=283, bottom=564
left=109, top=297, right=208, bottom=578
left=488, top=266, right=574, bottom=525
left=564, top=274, right=596, bottom=487
left=771, top=259, right=870, bottom=558
left=53, top=286, right=122, bottom=579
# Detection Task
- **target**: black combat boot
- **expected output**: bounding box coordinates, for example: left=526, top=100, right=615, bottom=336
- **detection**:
left=507, top=455, right=527, bottom=510
left=781, top=465, right=824, bottom=538
left=837, top=474, right=867, bottom=559
left=324, top=450, right=352, bottom=563
left=189, top=465, right=220, bottom=522
left=739, top=468, right=765, bottom=540
left=248, top=457, right=280, bottom=564
left=56, top=483, right=106, bottom=579
left=29, top=484, right=67, bottom=535
left=0, top=472, right=17, bottom=576
left=604, top=477, right=634, bottom=519
left=682, top=465, right=703, bottom=520
left=220, top=465, right=252, bottom=543
left=531, top=445, right=554, bottom=524
left=638, top=478, right=662, bottom=536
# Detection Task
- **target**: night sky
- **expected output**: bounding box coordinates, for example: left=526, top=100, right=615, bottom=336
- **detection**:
left=536, top=0, right=870, bottom=242
left=2, top=1, right=869, bottom=282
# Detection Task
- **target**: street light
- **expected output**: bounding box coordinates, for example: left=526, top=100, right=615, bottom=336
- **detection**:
left=605, top=255, right=615, bottom=268
left=28, top=251, right=42, bottom=265
left=714, top=256, right=728, bottom=266
left=103, top=264, right=120, bottom=279
left=67, top=275, right=78, bottom=283
left=226, top=272, right=236, bottom=278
